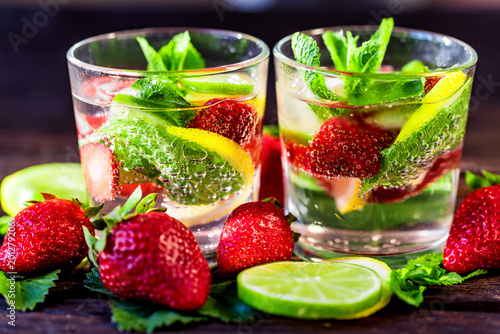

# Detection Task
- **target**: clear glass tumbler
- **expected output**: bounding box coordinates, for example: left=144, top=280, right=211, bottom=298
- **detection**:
left=67, top=28, right=269, bottom=259
left=274, top=26, right=477, bottom=265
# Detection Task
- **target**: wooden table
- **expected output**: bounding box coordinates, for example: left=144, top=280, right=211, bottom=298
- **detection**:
left=0, top=104, right=499, bottom=334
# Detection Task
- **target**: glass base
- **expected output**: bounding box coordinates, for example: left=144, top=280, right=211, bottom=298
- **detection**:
left=294, top=238, right=447, bottom=269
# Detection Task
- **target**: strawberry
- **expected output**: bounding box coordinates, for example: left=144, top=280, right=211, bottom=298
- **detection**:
left=309, top=116, right=395, bottom=179
left=80, top=142, right=120, bottom=202
left=424, top=76, right=443, bottom=93
left=76, top=113, right=107, bottom=138
left=371, top=148, right=462, bottom=203
left=118, top=182, right=162, bottom=197
left=187, top=98, right=257, bottom=146
left=285, top=140, right=312, bottom=173
left=258, top=126, right=284, bottom=204
left=88, top=187, right=211, bottom=311
left=217, top=198, right=297, bottom=274
left=0, top=195, right=98, bottom=276
left=443, top=171, right=500, bottom=274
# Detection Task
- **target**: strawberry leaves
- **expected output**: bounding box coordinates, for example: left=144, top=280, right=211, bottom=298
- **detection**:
left=466, top=170, right=500, bottom=190
left=0, top=270, right=60, bottom=311
left=84, top=269, right=255, bottom=332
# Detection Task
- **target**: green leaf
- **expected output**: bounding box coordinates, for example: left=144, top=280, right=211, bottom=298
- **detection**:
left=465, top=171, right=491, bottom=190
left=389, top=253, right=487, bottom=307
left=84, top=267, right=117, bottom=297
left=132, top=78, right=190, bottom=107
left=110, top=299, right=207, bottom=333
left=94, top=229, right=110, bottom=253
left=158, top=31, right=205, bottom=71
left=365, top=17, right=394, bottom=72
left=120, top=185, right=143, bottom=216
left=0, top=216, right=12, bottom=236
left=136, top=37, right=167, bottom=71
left=201, top=282, right=254, bottom=323
left=0, top=270, right=59, bottom=311
left=83, top=226, right=99, bottom=267
left=209, top=281, right=234, bottom=295
left=135, top=193, right=158, bottom=214
left=482, top=170, right=500, bottom=186
left=322, top=31, right=348, bottom=71
left=83, top=203, right=104, bottom=219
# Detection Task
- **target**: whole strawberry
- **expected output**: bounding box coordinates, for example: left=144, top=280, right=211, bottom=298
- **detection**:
left=217, top=198, right=297, bottom=274
left=259, top=126, right=284, bottom=204
left=443, top=171, right=500, bottom=274
left=187, top=98, right=257, bottom=146
left=88, top=188, right=210, bottom=311
left=0, top=194, right=97, bottom=276
left=309, top=116, right=395, bottom=179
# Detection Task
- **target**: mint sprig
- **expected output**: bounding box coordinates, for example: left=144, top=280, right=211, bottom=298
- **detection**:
left=0, top=270, right=60, bottom=311
left=389, top=253, right=486, bottom=307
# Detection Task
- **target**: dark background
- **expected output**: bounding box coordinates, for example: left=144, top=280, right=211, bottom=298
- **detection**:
left=1, top=0, right=499, bottom=134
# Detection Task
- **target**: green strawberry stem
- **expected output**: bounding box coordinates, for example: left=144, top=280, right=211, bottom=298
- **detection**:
left=466, top=170, right=500, bottom=190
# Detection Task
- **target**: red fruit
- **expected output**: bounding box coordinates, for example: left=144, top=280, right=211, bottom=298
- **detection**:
left=76, top=113, right=107, bottom=138
left=443, top=184, right=500, bottom=273
left=99, top=211, right=211, bottom=310
left=309, top=116, right=395, bottom=179
left=80, top=143, right=119, bottom=202
left=424, top=76, right=443, bottom=93
left=81, top=76, right=135, bottom=101
left=258, top=132, right=284, bottom=204
left=284, top=140, right=311, bottom=173
left=0, top=198, right=95, bottom=276
left=217, top=200, right=295, bottom=274
left=187, top=98, right=257, bottom=146
left=371, top=148, right=462, bottom=203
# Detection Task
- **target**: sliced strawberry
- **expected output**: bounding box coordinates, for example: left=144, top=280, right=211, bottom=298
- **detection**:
left=80, top=143, right=119, bottom=202
left=187, top=98, right=257, bottom=146
left=118, top=183, right=162, bottom=197
left=371, top=148, right=462, bottom=203
left=424, top=76, right=443, bottom=93
left=284, top=140, right=312, bottom=173
left=81, top=76, right=135, bottom=101
left=309, top=116, right=395, bottom=179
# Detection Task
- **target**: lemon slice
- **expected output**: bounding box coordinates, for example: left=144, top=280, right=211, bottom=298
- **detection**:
left=397, top=71, right=467, bottom=142
left=325, top=257, right=393, bottom=319
left=318, top=177, right=366, bottom=214
left=165, top=126, right=255, bottom=225
left=237, top=261, right=383, bottom=320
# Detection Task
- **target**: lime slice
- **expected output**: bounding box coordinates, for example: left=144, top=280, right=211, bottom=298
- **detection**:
left=325, top=257, right=392, bottom=319
left=237, top=261, right=382, bottom=320
left=1, top=163, right=88, bottom=216
left=396, top=71, right=467, bottom=142
left=180, top=73, right=254, bottom=96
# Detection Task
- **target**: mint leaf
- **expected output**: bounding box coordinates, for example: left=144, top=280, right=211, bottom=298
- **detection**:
left=132, top=78, right=190, bottom=107
left=199, top=294, right=254, bottom=323
left=84, top=267, right=117, bottom=298
left=136, top=37, right=167, bottom=71
left=362, top=80, right=472, bottom=191
left=110, top=299, right=207, bottom=333
left=158, top=31, right=205, bottom=71
left=0, top=270, right=59, bottom=311
left=389, top=253, right=487, bottom=307
left=402, top=60, right=429, bottom=73
left=94, top=114, right=244, bottom=206
left=291, top=32, right=338, bottom=101
left=322, top=31, right=348, bottom=71
left=364, top=17, right=394, bottom=72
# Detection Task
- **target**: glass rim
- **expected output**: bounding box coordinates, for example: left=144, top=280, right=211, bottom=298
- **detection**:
left=273, top=25, right=478, bottom=77
left=67, top=27, right=270, bottom=77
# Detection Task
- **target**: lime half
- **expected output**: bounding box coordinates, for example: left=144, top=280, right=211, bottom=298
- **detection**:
left=237, top=261, right=382, bottom=320
left=1, top=163, right=88, bottom=216
left=325, top=257, right=393, bottom=319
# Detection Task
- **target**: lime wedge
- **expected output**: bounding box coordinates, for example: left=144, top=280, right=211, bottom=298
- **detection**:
left=397, top=71, right=467, bottom=142
left=180, top=73, right=254, bottom=96
left=237, top=261, right=382, bottom=320
left=1, top=163, right=88, bottom=216
left=325, top=257, right=392, bottom=319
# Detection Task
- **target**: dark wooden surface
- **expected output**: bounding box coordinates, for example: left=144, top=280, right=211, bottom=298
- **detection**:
left=0, top=103, right=499, bottom=333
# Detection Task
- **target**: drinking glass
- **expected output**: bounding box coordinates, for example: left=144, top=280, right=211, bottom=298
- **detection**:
left=274, top=26, right=477, bottom=264
left=67, top=28, right=269, bottom=259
